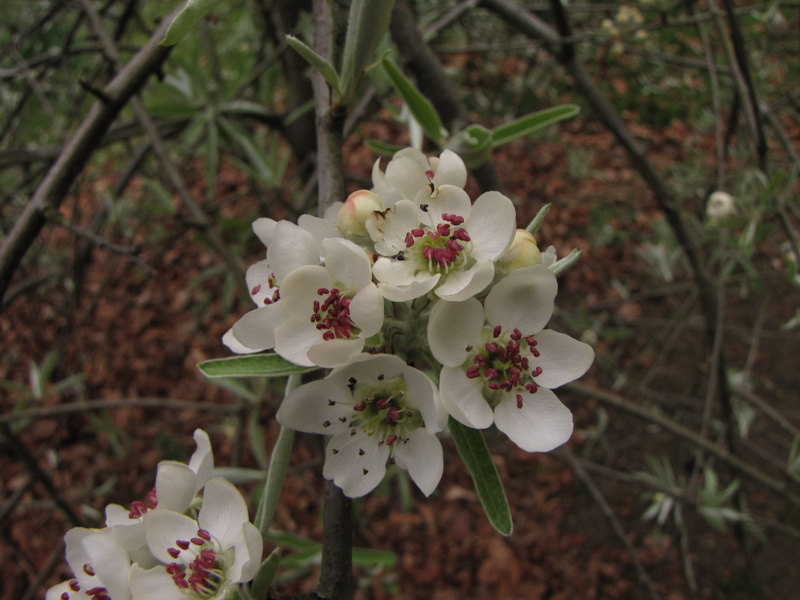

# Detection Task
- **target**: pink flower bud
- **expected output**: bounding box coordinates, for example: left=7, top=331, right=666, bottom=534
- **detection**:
left=337, top=190, right=383, bottom=240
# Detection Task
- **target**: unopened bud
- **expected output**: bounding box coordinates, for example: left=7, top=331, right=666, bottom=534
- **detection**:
left=498, top=229, right=542, bottom=272
left=337, top=190, right=383, bottom=241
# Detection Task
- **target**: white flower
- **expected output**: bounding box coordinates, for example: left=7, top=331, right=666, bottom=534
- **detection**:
left=276, top=354, right=446, bottom=498
left=366, top=187, right=516, bottom=301
left=129, top=478, right=262, bottom=600
left=372, top=148, right=467, bottom=208
left=223, top=218, right=341, bottom=354
left=104, top=430, right=215, bottom=567
left=46, top=527, right=132, bottom=600
left=706, top=191, right=736, bottom=223
left=274, top=238, right=383, bottom=367
left=427, top=265, right=595, bottom=452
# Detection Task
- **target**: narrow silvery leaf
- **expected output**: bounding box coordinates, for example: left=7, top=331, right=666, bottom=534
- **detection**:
left=365, top=139, right=406, bottom=157
left=491, top=104, right=580, bottom=148
left=255, top=425, right=295, bottom=534
left=197, top=354, right=318, bottom=378
left=446, top=124, right=493, bottom=168
left=161, top=0, right=224, bottom=46
left=549, top=248, right=584, bottom=276
left=340, top=0, right=395, bottom=103
left=525, top=203, right=552, bottom=235
left=249, top=548, right=282, bottom=600
left=382, top=57, right=447, bottom=146
left=449, top=419, right=513, bottom=535
left=285, top=35, right=342, bottom=97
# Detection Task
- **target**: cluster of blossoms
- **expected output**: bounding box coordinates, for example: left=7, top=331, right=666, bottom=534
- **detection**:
left=47, top=430, right=262, bottom=600
left=225, top=148, right=595, bottom=498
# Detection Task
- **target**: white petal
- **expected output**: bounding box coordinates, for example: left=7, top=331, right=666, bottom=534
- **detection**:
left=530, top=329, right=595, bottom=389
left=154, top=462, right=196, bottom=512
left=439, top=367, right=494, bottom=428
left=423, top=185, right=471, bottom=222
left=403, top=366, right=446, bottom=432
left=392, top=429, right=443, bottom=496
left=230, top=303, right=285, bottom=352
left=129, top=563, right=186, bottom=600
left=466, top=192, right=517, bottom=260
left=377, top=276, right=440, bottom=302
left=63, top=528, right=95, bottom=587
left=307, top=338, right=365, bottom=368
left=268, top=221, right=321, bottom=282
left=245, top=259, right=274, bottom=305
left=485, top=265, right=557, bottom=333
left=299, top=213, right=341, bottom=241
left=142, top=509, right=198, bottom=564
left=433, top=149, right=467, bottom=188
left=323, top=430, right=390, bottom=498
left=46, top=581, right=74, bottom=600
left=222, top=327, right=263, bottom=354
left=329, top=353, right=406, bottom=381
left=427, top=298, right=484, bottom=367
left=323, top=238, right=371, bottom=290
left=198, top=477, right=249, bottom=550
left=435, top=259, right=495, bottom=301
left=276, top=378, right=354, bottom=434
left=349, top=283, right=384, bottom=337
left=493, top=387, right=573, bottom=452
left=366, top=200, right=419, bottom=253
left=279, top=265, right=333, bottom=318
left=372, top=256, right=418, bottom=286
left=188, top=429, right=214, bottom=490
left=84, top=531, right=131, bottom=600
left=385, top=150, right=430, bottom=201
left=252, top=217, right=277, bottom=247
left=274, top=319, right=319, bottom=367
left=228, top=521, right=263, bottom=583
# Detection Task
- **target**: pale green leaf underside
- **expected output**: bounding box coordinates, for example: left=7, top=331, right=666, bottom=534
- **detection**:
left=285, top=35, right=341, bottom=98
left=161, top=0, right=224, bottom=47
left=197, top=354, right=318, bottom=378
left=491, top=104, right=580, bottom=148
left=449, top=418, right=513, bottom=535
left=382, top=57, right=446, bottom=146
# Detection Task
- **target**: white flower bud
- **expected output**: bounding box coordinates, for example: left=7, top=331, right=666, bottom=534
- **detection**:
left=499, top=229, right=542, bottom=272
left=336, top=189, right=383, bottom=241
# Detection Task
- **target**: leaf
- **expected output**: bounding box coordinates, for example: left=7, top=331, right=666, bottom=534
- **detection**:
left=249, top=548, right=282, bottom=600
left=255, top=425, right=296, bottom=534
left=365, top=139, right=405, bottom=157
left=449, top=419, right=513, bottom=535
left=197, top=354, right=318, bottom=378
left=446, top=124, right=493, bottom=168
left=382, top=57, right=446, bottom=146
left=161, top=0, right=224, bottom=47
left=339, top=0, right=395, bottom=103
left=285, top=35, right=341, bottom=97
left=490, top=104, right=580, bottom=148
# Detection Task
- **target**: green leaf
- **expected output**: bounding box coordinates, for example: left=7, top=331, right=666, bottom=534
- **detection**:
left=490, top=104, right=580, bottom=149
left=255, top=424, right=295, bottom=534
left=365, top=139, right=405, bottom=157
left=446, top=124, right=493, bottom=168
left=249, top=548, right=282, bottom=600
left=161, top=0, right=224, bottom=47
left=449, top=419, right=513, bottom=535
left=352, top=547, right=397, bottom=568
left=285, top=35, right=341, bottom=98
left=197, top=354, right=318, bottom=378
left=339, top=0, right=395, bottom=103
left=382, top=57, right=446, bottom=146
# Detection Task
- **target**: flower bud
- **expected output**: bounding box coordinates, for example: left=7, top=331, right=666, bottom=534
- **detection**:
left=498, top=229, right=542, bottom=272
left=337, top=190, right=383, bottom=241
left=706, top=191, right=736, bottom=223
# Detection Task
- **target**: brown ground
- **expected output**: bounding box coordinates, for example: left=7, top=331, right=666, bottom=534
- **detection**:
left=2, top=116, right=800, bottom=600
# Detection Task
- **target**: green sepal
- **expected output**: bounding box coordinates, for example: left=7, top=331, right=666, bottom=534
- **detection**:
left=491, top=104, right=580, bottom=148
left=161, top=0, right=224, bottom=47
left=449, top=418, right=513, bottom=535
left=446, top=124, right=493, bottom=168
left=247, top=547, right=282, bottom=600
left=382, top=57, right=447, bottom=146
left=197, top=354, right=318, bottom=378
left=285, top=35, right=342, bottom=98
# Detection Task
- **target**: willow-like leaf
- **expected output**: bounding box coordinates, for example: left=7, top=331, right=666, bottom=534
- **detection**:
left=491, top=104, right=580, bottom=148
left=449, top=419, right=513, bottom=535
left=382, top=57, right=446, bottom=146
left=161, top=0, right=223, bottom=46
left=197, top=354, right=317, bottom=378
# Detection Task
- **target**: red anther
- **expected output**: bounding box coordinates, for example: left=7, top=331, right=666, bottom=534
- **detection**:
left=508, top=339, right=520, bottom=353
left=128, top=500, right=147, bottom=518
left=70, top=579, right=80, bottom=591
left=531, top=366, right=543, bottom=377
left=197, top=529, right=211, bottom=540
left=61, top=594, right=69, bottom=600
left=436, top=223, right=451, bottom=236
left=85, top=588, right=106, bottom=596
left=521, top=357, right=530, bottom=370
left=473, top=355, right=486, bottom=366
left=525, top=383, right=538, bottom=394
left=531, top=348, right=541, bottom=357
left=313, top=300, right=320, bottom=312
left=485, top=342, right=498, bottom=353
left=172, top=573, right=189, bottom=588
left=317, top=288, right=329, bottom=295
left=516, top=394, right=524, bottom=409
left=422, top=246, right=434, bottom=260
left=176, top=539, right=191, bottom=550
left=412, top=228, right=425, bottom=237
left=145, top=487, right=158, bottom=509
left=466, top=366, right=481, bottom=378
left=426, top=230, right=438, bottom=239
left=484, top=368, right=499, bottom=380
left=353, top=401, right=367, bottom=411
left=322, top=331, right=335, bottom=341
left=385, top=407, right=401, bottom=426
left=168, top=547, right=181, bottom=559
left=447, top=238, right=463, bottom=251
left=497, top=347, right=508, bottom=362
left=376, top=398, right=391, bottom=410
left=191, top=537, right=205, bottom=546
left=251, top=284, right=261, bottom=295
left=425, top=169, right=435, bottom=181
left=526, top=337, right=537, bottom=346
left=511, top=329, right=522, bottom=340
left=442, top=213, right=465, bottom=225
left=487, top=383, right=500, bottom=390
left=264, top=298, right=273, bottom=305
left=405, top=232, right=415, bottom=248
left=166, top=563, right=182, bottom=575
left=493, top=325, right=503, bottom=338
left=386, top=434, right=398, bottom=446
left=83, top=564, right=95, bottom=576
left=453, top=228, right=470, bottom=242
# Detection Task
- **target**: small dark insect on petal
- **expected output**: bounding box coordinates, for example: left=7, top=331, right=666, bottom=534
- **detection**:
left=377, top=374, right=385, bottom=381
left=358, top=448, right=365, bottom=456
left=328, top=399, right=336, bottom=406
left=420, top=204, right=429, bottom=212
left=323, top=420, right=331, bottom=428
left=363, top=468, right=369, bottom=475
left=332, top=448, right=339, bottom=454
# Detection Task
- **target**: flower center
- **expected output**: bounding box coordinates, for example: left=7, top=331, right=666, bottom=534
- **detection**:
left=402, top=213, right=471, bottom=274
left=310, top=287, right=357, bottom=341
left=127, top=487, right=158, bottom=518
left=349, top=376, right=423, bottom=445
left=166, top=529, right=227, bottom=598
left=252, top=272, right=280, bottom=305
left=465, top=326, right=544, bottom=409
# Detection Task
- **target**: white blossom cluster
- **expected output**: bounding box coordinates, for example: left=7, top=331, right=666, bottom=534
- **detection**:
left=225, top=148, right=595, bottom=498
left=47, top=430, right=262, bottom=600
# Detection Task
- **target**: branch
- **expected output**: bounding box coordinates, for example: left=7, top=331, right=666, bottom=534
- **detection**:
left=0, top=9, right=177, bottom=306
